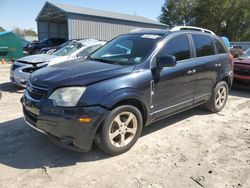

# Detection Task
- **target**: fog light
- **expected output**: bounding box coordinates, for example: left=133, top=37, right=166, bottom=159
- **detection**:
left=78, top=117, right=92, bottom=123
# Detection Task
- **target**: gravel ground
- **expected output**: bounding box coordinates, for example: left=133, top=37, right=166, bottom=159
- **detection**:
left=0, top=64, right=250, bottom=188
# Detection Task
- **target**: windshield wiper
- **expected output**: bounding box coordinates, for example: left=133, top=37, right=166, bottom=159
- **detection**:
left=90, top=57, right=116, bottom=64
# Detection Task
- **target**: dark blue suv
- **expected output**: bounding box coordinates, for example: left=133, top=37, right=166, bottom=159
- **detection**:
left=21, top=28, right=233, bottom=155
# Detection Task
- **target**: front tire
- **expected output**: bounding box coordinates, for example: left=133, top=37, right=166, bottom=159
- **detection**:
left=205, top=81, right=229, bottom=113
left=95, top=105, right=143, bottom=155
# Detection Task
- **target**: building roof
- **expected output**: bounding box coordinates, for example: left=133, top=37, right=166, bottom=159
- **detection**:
left=37, top=1, right=166, bottom=27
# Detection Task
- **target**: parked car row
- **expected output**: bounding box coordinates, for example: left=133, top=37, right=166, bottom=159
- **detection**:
left=27, top=37, right=67, bottom=55
left=39, top=38, right=92, bottom=54
left=19, top=26, right=234, bottom=155
left=10, top=39, right=106, bottom=87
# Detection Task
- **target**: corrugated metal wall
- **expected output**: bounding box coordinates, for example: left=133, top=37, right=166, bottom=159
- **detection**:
left=67, top=14, right=166, bottom=41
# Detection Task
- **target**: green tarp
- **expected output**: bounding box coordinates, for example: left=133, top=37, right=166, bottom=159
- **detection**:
left=0, top=31, right=23, bottom=62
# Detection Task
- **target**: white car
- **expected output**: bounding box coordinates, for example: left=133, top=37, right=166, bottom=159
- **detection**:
left=10, top=39, right=106, bottom=87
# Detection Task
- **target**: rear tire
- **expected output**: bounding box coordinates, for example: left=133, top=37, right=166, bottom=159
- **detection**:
left=205, top=81, right=229, bottom=113
left=95, top=105, right=143, bottom=155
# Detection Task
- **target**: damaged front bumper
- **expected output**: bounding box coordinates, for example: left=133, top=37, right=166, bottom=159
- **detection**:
left=21, top=96, right=109, bottom=152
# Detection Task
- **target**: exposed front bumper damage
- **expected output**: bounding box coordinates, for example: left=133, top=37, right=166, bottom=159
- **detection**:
left=21, top=95, right=109, bottom=152
left=10, top=62, right=32, bottom=88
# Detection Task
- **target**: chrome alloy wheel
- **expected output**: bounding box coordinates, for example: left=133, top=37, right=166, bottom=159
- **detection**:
left=215, top=86, right=227, bottom=109
left=108, top=111, right=138, bottom=148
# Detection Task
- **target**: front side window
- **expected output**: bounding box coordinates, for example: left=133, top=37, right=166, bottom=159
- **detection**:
left=90, top=34, right=164, bottom=65
left=192, top=34, right=215, bottom=57
left=158, top=35, right=191, bottom=61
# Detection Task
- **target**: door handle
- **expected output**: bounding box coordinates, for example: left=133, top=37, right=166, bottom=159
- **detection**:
left=215, top=63, right=221, bottom=67
left=187, top=69, right=196, bottom=75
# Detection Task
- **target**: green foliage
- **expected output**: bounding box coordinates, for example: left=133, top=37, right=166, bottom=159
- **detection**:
left=159, top=0, right=180, bottom=28
left=12, top=27, right=37, bottom=37
left=159, top=0, right=196, bottom=28
left=159, top=0, right=250, bottom=41
left=24, top=29, right=37, bottom=36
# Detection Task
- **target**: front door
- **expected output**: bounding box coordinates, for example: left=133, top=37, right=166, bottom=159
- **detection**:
left=151, top=34, right=195, bottom=119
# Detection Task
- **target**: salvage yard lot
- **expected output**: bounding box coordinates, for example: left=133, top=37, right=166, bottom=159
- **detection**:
left=0, top=64, right=250, bottom=188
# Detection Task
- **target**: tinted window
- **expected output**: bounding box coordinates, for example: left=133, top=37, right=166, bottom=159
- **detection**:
left=159, top=35, right=191, bottom=61
left=192, top=34, right=215, bottom=57
left=214, top=38, right=227, bottom=54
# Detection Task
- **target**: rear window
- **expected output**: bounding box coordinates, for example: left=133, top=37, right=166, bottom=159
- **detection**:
left=192, top=34, right=215, bottom=57
left=214, top=38, right=227, bottom=54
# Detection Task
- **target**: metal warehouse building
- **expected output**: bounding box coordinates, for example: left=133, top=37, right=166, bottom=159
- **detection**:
left=36, top=1, right=166, bottom=41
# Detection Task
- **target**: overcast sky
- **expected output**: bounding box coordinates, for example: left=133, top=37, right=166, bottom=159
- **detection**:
left=0, top=0, right=165, bottom=32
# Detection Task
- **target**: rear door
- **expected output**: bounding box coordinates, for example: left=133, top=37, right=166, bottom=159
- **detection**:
left=213, top=37, right=230, bottom=73
left=190, top=34, right=222, bottom=103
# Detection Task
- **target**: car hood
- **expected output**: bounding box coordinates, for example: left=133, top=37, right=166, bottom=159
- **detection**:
left=17, top=54, right=58, bottom=64
left=29, top=59, right=135, bottom=87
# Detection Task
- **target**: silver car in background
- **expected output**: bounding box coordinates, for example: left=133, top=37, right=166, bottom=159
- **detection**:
left=10, top=39, right=106, bottom=87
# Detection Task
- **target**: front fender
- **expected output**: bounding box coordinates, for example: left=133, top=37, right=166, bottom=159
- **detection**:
left=100, top=88, right=150, bottom=113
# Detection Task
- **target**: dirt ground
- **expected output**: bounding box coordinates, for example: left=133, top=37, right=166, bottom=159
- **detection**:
left=0, top=64, right=250, bottom=188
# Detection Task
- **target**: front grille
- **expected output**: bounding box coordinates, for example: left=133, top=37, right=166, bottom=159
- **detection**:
left=234, top=67, right=250, bottom=76
left=23, top=65, right=47, bottom=73
left=27, top=90, right=45, bottom=100
left=25, top=81, right=48, bottom=101
left=23, top=107, right=38, bottom=125
left=12, top=64, right=21, bottom=71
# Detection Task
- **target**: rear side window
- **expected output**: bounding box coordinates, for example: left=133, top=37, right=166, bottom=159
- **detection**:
left=159, top=35, right=191, bottom=61
left=192, top=34, right=215, bottom=57
left=214, top=38, right=227, bottom=54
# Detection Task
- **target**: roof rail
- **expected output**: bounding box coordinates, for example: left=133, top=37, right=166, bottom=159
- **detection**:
left=171, top=26, right=216, bottom=35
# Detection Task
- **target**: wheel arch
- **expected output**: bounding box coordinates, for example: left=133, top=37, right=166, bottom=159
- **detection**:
left=110, top=98, right=148, bottom=126
left=99, top=88, right=150, bottom=126
left=217, top=73, right=233, bottom=89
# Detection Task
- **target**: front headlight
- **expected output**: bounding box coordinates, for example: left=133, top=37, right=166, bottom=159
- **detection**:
left=49, top=87, right=86, bottom=107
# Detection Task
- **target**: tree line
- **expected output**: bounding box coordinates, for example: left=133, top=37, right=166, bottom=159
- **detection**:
left=0, top=26, right=37, bottom=36
left=159, top=0, right=250, bottom=41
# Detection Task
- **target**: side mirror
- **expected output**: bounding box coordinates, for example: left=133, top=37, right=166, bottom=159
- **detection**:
left=156, top=55, right=177, bottom=68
